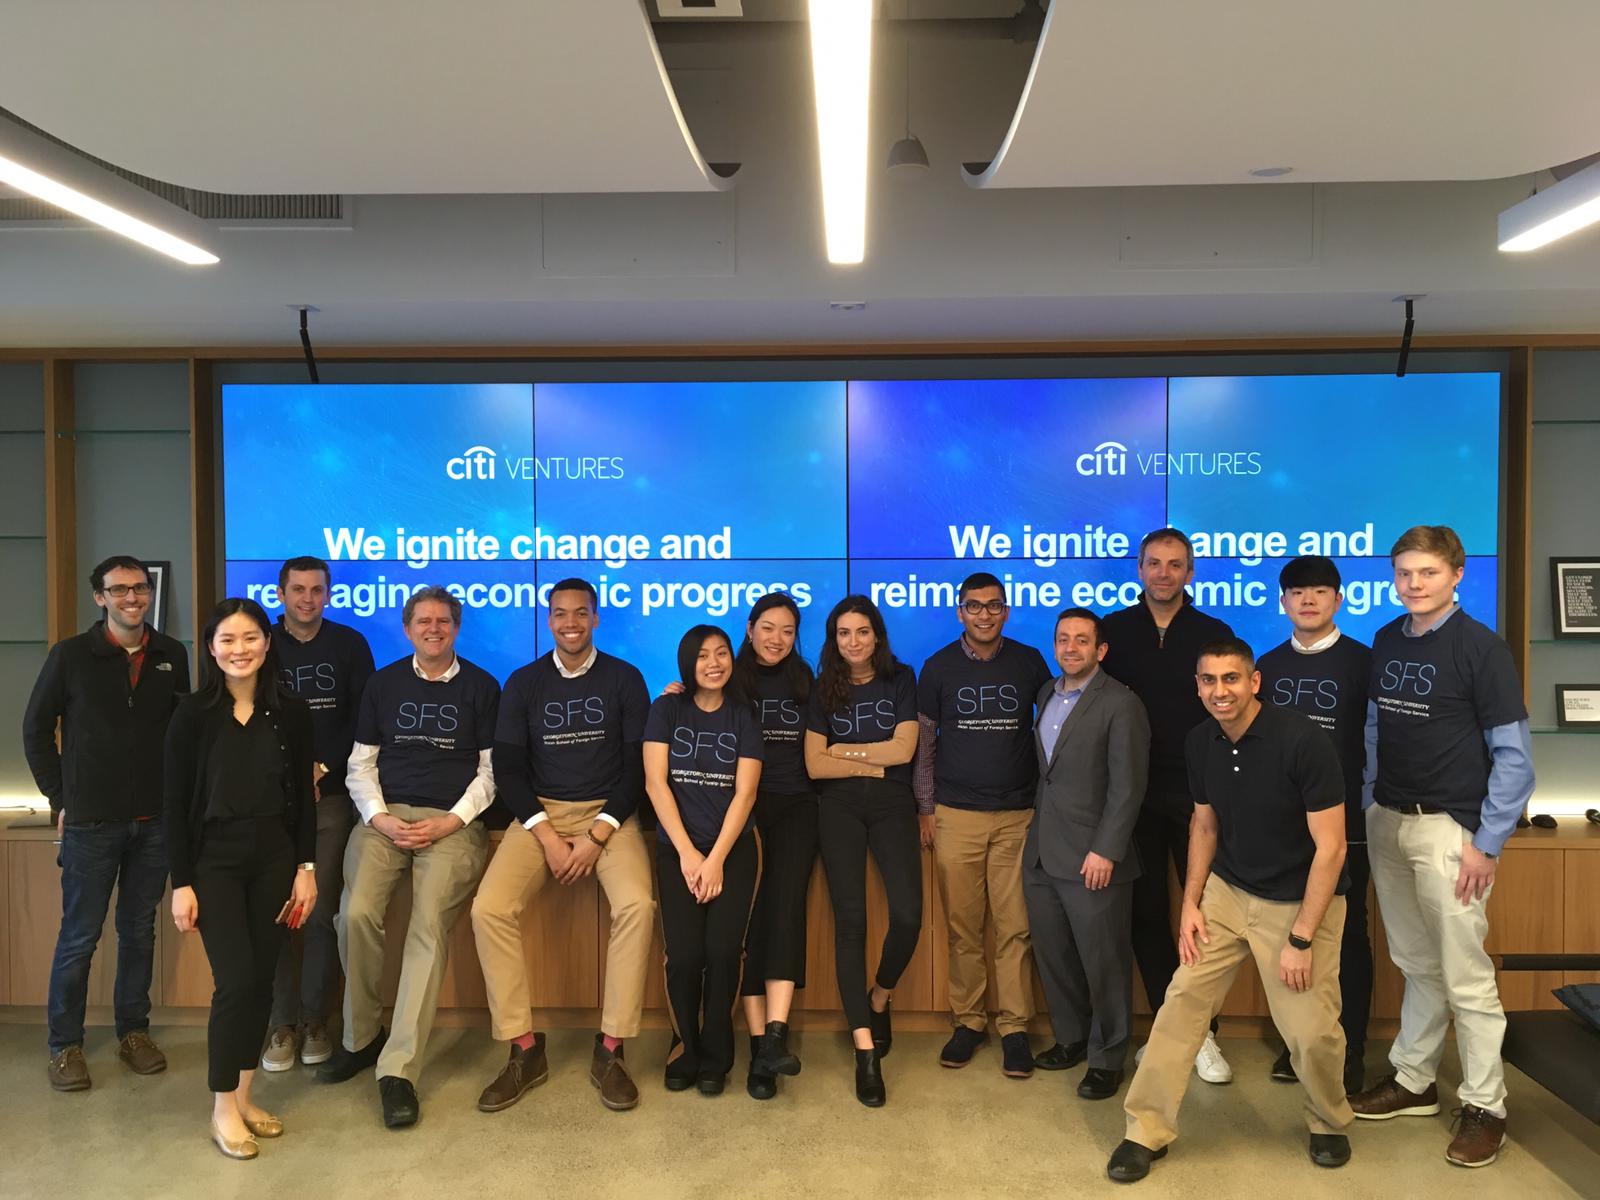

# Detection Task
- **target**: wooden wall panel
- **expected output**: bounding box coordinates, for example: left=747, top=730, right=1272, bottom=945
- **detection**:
left=8, top=840, right=119, bottom=1006
left=158, top=884, right=214, bottom=1007
left=1562, top=850, right=1600, bottom=953
left=798, top=857, right=938, bottom=1013
left=1484, top=849, right=1563, bottom=955
left=0, top=844, right=9, bottom=1004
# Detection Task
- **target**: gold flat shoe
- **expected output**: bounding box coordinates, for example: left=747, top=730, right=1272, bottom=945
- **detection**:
left=211, top=1119, right=259, bottom=1160
left=243, top=1113, right=284, bottom=1138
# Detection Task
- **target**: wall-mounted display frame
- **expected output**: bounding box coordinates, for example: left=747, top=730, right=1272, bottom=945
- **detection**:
left=1551, top=559, right=1600, bottom=639
left=1555, top=684, right=1600, bottom=729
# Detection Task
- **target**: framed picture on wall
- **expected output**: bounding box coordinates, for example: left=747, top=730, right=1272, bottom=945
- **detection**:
left=1550, top=559, right=1600, bottom=639
left=143, top=560, right=171, bottom=633
left=1555, top=685, right=1600, bottom=729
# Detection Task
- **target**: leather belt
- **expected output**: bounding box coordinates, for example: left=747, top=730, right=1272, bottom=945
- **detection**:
left=1379, top=800, right=1449, bottom=816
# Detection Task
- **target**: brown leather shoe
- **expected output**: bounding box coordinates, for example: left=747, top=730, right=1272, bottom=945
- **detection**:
left=118, top=1031, right=167, bottom=1075
left=47, top=1046, right=91, bottom=1092
left=1349, top=1073, right=1439, bottom=1120
left=1446, top=1105, right=1507, bottom=1167
left=476, top=1036, right=549, bottom=1112
left=590, top=1034, right=639, bottom=1111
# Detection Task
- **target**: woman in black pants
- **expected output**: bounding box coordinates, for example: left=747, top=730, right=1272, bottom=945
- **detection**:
left=644, top=625, right=764, bottom=1096
left=735, top=593, right=818, bottom=1100
left=805, top=595, right=921, bottom=1107
left=167, top=598, right=316, bottom=1159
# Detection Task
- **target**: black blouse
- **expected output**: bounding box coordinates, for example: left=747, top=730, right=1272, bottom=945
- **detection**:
left=204, top=710, right=288, bottom=820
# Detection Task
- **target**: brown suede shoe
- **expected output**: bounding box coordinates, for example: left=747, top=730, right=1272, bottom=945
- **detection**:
left=1349, top=1074, right=1439, bottom=1120
left=476, top=1036, right=549, bottom=1112
left=1446, top=1105, right=1507, bottom=1168
left=118, top=1031, right=167, bottom=1075
left=48, top=1046, right=91, bottom=1092
left=590, top=1035, right=639, bottom=1111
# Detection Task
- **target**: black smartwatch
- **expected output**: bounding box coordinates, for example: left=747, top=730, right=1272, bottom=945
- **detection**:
left=1286, top=932, right=1313, bottom=951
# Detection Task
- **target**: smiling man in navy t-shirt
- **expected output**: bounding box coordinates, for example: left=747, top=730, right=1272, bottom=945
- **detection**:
left=1348, top=526, right=1533, bottom=1169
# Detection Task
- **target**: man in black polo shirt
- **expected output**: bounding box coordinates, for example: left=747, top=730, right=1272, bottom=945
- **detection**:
left=913, top=571, right=1051, bottom=1077
left=1101, top=527, right=1234, bottom=1084
left=1254, top=555, right=1371, bottom=1093
left=23, top=554, right=190, bottom=1091
left=1108, top=638, right=1353, bottom=1184
left=261, top=555, right=375, bottom=1073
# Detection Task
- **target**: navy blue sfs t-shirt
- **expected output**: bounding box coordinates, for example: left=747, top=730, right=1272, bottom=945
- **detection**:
left=1369, top=609, right=1526, bottom=833
left=917, top=638, right=1052, bottom=811
left=355, top=658, right=500, bottom=812
left=806, top=665, right=919, bottom=788
left=643, top=695, right=764, bottom=851
left=275, top=617, right=375, bottom=797
left=1256, top=635, right=1370, bottom=841
left=748, top=663, right=811, bottom=795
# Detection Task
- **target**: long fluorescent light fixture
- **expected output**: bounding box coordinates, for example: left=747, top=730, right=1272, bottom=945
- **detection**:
left=1499, top=158, right=1600, bottom=253
left=808, top=0, right=872, bottom=265
left=0, top=116, right=219, bottom=265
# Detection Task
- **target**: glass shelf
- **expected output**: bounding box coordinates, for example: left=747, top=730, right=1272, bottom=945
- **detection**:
left=0, top=639, right=46, bottom=646
left=1529, top=639, right=1600, bottom=646
left=1532, top=418, right=1600, bottom=426
left=1531, top=727, right=1600, bottom=735
left=0, top=535, right=45, bottom=541
left=65, top=428, right=189, bottom=437
left=0, top=429, right=44, bottom=435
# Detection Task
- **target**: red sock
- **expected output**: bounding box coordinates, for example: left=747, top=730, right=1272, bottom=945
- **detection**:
left=512, top=1032, right=536, bottom=1051
left=602, top=1034, right=622, bottom=1053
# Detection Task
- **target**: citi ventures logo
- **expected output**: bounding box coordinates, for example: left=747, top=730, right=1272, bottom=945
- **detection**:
left=446, top=445, right=496, bottom=481
left=1076, top=441, right=1128, bottom=476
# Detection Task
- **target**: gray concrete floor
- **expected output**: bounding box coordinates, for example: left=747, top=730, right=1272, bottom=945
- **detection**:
left=1, top=1024, right=1594, bottom=1199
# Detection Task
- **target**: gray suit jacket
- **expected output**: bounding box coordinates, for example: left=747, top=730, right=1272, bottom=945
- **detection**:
left=1025, top=669, right=1150, bottom=885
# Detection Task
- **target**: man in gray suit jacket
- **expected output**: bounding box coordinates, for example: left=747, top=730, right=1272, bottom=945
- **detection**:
left=1024, top=607, right=1150, bottom=1100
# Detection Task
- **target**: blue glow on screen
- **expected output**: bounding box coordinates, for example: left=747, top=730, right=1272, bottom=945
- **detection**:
left=221, top=374, right=1503, bottom=692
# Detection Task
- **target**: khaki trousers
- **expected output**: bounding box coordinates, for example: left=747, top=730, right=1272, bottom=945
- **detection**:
left=1366, top=805, right=1506, bottom=1115
left=336, top=803, right=487, bottom=1083
left=934, top=805, right=1034, bottom=1035
left=1125, top=876, right=1351, bottom=1149
left=470, top=799, right=656, bottom=1041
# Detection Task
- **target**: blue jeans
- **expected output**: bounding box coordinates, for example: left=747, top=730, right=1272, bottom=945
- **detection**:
left=47, top=819, right=169, bottom=1054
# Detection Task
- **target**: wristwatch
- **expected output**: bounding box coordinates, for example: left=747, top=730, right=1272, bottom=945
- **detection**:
left=297, top=862, right=316, bottom=872
left=1286, top=932, right=1313, bottom=951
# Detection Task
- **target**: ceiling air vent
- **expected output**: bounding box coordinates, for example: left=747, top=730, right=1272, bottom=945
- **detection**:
left=657, top=1, right=743, bottom=16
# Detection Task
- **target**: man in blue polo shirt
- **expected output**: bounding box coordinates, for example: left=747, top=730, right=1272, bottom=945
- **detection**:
left=1349, top=526, right=1534, bottom=1169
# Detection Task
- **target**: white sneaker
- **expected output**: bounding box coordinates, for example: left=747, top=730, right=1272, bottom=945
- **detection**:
left=1194, top=1033, right=1232, bottom=1084
left=1134, top=1043, right=1146, bottom=1065
left=260, top=1025, right=297, bottom=1072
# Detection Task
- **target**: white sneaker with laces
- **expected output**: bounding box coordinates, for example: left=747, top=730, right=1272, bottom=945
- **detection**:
left=1194, top=1033, right=1232, bottom=1084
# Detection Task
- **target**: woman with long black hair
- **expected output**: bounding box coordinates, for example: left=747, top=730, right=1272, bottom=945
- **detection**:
left=805, top=594, right=921, bottom=1106
left=166, top=598, right=316, bottom=1159
left=643, top=625, right=764, bottom=1096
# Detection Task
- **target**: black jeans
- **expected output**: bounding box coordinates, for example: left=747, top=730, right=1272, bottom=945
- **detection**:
left=269, top=795, right=354, bottom=1027
left=658, top=833, right=761, bottom=1079
left=817, top=779, right=923, bottom=1032
left=741, top=791, right=819, bottom=996
left=193, top=816, right=295, bottom=1092
left=1340, top=843, right=1374, bottom=1053
left=47, top=818, right=168, bottom=1053
left=1130, top=794, right=1216, bottom=1034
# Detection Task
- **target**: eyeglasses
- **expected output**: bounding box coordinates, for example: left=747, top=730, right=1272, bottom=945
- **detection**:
left=961, top=599, right=1008, bottom=616
left=101, top=584, right=153, bottom=598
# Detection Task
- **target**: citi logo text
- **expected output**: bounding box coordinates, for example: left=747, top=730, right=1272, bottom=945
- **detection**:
left=446, top=445, right=496, bottom=480
left=1076, top=441, right=1128, bottom=476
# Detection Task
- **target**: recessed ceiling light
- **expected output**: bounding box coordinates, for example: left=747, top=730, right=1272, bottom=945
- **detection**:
left=808, top=0, right=873, bottom=265
left=1249, top=166, right=1294, bottom=178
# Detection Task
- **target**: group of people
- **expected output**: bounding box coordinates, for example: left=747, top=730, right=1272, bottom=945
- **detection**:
left=21, top=522, right=1532, bottom=1179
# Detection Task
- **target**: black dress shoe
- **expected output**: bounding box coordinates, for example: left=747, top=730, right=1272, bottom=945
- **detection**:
left=746, top=1035, right=776, bottom=1100
left=1308, top=1133, right=1351, bottom=1168
left=696, top=1071, right=726, bottom=1096
left=1106, top=1140, right=1166, bottom=1183
left=1033, top=1041, right=1087, bottom=1071
left=754, top=1021, right=801, bottom=1077
left=317, top=1027, right=388, bottom=1084
left=1270, top=1047, right=1297, bottom=1082
left=378, top=1075, right=419, bottom=1128
left=866, top=994, right=892, bottom=1059
left=1077, top=1067, right=1126, bottom=1100
left=854, top=1048, right=885, bottom=1107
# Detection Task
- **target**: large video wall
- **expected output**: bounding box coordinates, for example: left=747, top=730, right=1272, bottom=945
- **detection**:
left=222, top=374, right=1502, bottom=689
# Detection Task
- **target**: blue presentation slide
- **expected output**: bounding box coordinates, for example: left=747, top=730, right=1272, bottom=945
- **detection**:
left=222, top=373, right=1503, bottom=694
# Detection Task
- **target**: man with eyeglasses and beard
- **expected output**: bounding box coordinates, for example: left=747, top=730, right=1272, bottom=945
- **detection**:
left=24, top=555, right=191, bottom=1092
left=914, top=572, right=1052, bottom=1078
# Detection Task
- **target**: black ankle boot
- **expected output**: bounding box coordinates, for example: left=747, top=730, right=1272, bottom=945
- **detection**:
left=755, top=1021, right=801, bottom=1077
left=746, top=1036, right=776, bottom=1100
left=854, top=1048, right=885, bottom=1107
left=867, top=993, right=893, bottom=1058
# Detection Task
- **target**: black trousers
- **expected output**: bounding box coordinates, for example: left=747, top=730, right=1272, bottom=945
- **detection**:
left=1340, top=843, right=1374, bottom=1052
left=658, top=833, right=761, bottom=1079
left=817, top=779, right=923, bottom=1032
left=1129, top=794, right=1217, bottom=1034
left=193, top=816, right=295, bottom=1092
left=269, top=794, right=353, bottom=1027
left=741, top=791, right=819, bottom=996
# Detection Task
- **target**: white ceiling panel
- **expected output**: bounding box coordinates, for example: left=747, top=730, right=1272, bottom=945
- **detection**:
left=969, top=1, right=1600, bottom=188
left=0, top=0, right=729, bottom=194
